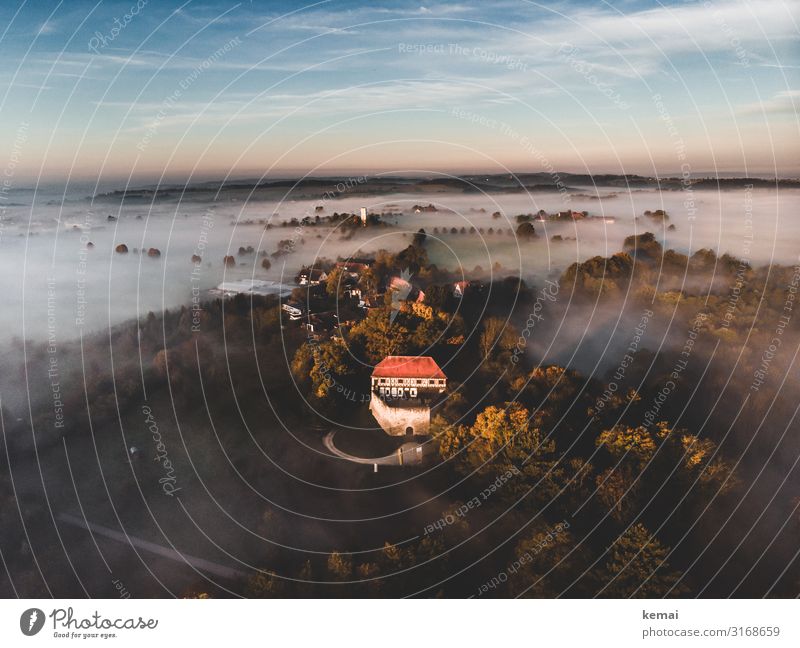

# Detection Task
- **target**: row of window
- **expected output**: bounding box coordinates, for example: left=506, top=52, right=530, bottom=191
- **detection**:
left=373, top=377, right=446, bottom=386
left=377, top=386, right=418, bottom=398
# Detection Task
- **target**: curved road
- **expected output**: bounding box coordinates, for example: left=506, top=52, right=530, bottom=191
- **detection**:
left=323, top=430, right=421, bottom=465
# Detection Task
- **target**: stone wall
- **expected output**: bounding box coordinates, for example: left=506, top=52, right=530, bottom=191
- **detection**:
left=369, top=393, right=431, bottom=436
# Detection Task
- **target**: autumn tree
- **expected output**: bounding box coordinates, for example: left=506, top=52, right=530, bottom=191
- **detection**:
left=349, top=308, right=412, bottom=362
left=593, top=523, right=687, bottom=597
left=327, top=551, right=353, bottom=581
left=324, top=266, right=347, bottom=301
left=509, top=523, right=585, bottom=597
left=479, top=317, right=517, bottom=361
left=358, top=267, right=379, bottom=293
left=595, top=421, right=736, bottom=531
left=290, top=339, right=358, bottom=402
left=245, top=570, right=285, bottom=597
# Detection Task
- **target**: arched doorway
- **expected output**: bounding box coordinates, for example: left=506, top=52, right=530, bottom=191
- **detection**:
left=405, top=426, right=414, bottom=436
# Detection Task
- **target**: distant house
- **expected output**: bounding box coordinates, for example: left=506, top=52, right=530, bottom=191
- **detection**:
left=389, top=275, right=424, bottom=303
left=369, top=355, right=447, bottom=436
left=389, top=276, right=412, bottom=292
left=297, top=267, right=328, bottom=286
left=281, top=302, right=304, bottom=320
left=412, top=204, right=438, bottom=213
left=211, top=279, right=293, bottom=298
left=453, top=280, right=469, bottom=298
left=334, top=260, right=372, bottom=277
left=344, top=286, right=362, bottom=299
left=300, top=311, right=337, bottom=338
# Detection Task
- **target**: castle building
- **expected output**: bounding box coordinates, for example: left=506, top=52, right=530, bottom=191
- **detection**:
left=369, top=355, right=447, bottom=436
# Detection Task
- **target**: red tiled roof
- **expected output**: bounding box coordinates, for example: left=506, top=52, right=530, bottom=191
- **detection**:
left=389, top=276, right=412, bottom=291
left=372, top=355, right=446, bottom=379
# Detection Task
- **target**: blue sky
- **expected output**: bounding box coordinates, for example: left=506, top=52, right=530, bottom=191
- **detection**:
left=0, top=0, right=797, bottom=183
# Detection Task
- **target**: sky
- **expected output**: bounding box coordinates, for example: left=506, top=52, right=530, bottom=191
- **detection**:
left=0, top=0, right=798, bottom=186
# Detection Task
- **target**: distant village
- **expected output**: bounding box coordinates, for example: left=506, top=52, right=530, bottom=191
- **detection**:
left=205, top=205, right=490, bottom=332
left=198, top=204, right=667, bottom=338
left=282, top=253, right=475, bottom=342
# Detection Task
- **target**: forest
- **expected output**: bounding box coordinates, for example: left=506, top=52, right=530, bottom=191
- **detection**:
left=1, top=229, right=798, bottom=598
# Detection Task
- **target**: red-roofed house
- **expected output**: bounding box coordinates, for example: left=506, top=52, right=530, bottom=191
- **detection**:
left=334, top=260, right=371, bottom=277
left=388, top=276, right=412, bottom=292
left=389, top=276, right=425, bottom=303
left=369, top=355, right=447, bottom=436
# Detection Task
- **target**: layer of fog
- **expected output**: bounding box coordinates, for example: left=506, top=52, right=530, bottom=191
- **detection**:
left=0, top=186, right=796, bottom=344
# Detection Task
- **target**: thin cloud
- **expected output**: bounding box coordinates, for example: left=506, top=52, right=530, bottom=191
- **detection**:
left=738, top=90, right=800, bottom=115
left=37, top=20, right=58, bottom=36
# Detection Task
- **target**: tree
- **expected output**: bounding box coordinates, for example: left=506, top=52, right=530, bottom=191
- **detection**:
left=623, top=231, right=662, bottom=259
left=597, top=421, right=735, bottom=492
left=325, top=266, right=347, bottom=300
left=595, top=466, right=639, bottom=523
left=245, top=571, right=284, bottom=597
left=424, top=284, right=450, bottom=311
left=439, top=402, right=554, bottom=470
left=355, top=561, right=382, bottom=594
left=479, top=317, right=516, bottom=360
left=380, top=542, right=403, bottom=570
left=406, top=310, right=439, bottom=351
left=327, top=551, right=353, bottom=580
left=349, top=308, right=411, bottom=362
left=359, top=267, right=379, bottom=293
left=509, top=523, right=582, bottom=597
left=594, top=523, right=687, bottom=597
left=516, top=221, right=537, bottom=239
left=438, top=401, right=568, bottom=509
left=561, top=252, right=634, bottom=296
left=290, top=343, right=314, bottom=393
left=596, top=424, right=657, bottom=464
left=291, top=339, right=357, bottom=402
left=393, top=244, right=428, bottom=274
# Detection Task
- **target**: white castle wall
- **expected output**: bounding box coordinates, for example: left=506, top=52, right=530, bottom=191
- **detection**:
left=369, top=393, right=431, bottom=436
